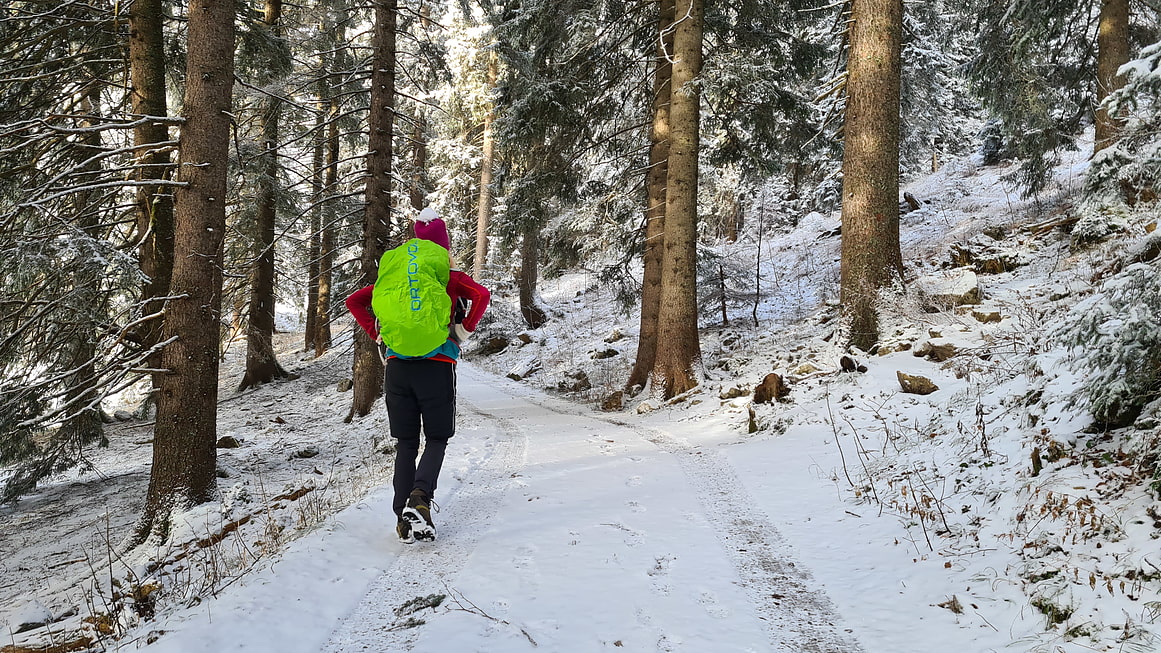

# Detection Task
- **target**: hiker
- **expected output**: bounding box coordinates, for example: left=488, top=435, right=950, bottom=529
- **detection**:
left=344, top=207, right=490, bottom=543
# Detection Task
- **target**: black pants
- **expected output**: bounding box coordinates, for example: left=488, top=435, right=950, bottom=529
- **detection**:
left=384, top=358, right=457, bottom=517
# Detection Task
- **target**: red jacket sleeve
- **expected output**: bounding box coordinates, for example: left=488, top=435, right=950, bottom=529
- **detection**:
left=448, top=271, right=491, bottom=332
left=344, top=285, right=378, bottom=339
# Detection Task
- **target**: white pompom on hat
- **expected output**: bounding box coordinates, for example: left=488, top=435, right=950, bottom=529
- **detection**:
left=413, top=207, right=449, bottom=250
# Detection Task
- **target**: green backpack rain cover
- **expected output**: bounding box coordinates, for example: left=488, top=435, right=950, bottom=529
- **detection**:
left=371, top=238, right=452, bottom=357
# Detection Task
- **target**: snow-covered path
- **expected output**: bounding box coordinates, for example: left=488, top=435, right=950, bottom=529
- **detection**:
left=321, top=369, right=530, bottom=652
left=326, top=365, right=860, bottom=653
left=145, top=364, right=864, bottom=653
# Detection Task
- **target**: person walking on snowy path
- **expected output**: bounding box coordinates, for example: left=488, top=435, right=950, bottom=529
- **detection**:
left=345, top=207, right=490, bottom=543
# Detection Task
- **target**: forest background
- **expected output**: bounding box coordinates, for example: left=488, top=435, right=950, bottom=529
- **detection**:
left=4, top=0, right=1161, bottom=648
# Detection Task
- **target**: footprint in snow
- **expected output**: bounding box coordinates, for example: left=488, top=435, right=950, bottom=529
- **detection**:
left=651, top=554, right=674, bottom=572
left=601, top=522, right=644, bottom=548
left=648, top=553, right=675, bottom=594
left=513, top=544, right=538, bottom=569
left=698, top=590, right=730, bottom=619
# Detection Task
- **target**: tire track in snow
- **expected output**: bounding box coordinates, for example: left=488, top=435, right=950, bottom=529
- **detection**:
left=622, top=422, right=865, bottom=653
left=474, top=376, right=863, bottom=653
left=321, top=372, right=527, bottom=652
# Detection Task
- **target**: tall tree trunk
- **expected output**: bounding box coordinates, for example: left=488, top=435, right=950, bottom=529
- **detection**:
left=839, top=0, right=903, bottom=352
left=626, top=0, right=674, bottom=393
left=722, top=189, right=741, bottom=243
left=315, top=96, right=338, bottom=357
left=1094, top=0, right=1129, bottom=154
left=137, top=0, right=235, bottom=544
left=305, top=32, right=326, bottom=356
left=59, top=84, right=106, bottom=447
left=349, top=0, right=396, bottom=420
left=410, top=5, right=431, bottom=212
left=240, top=0, right=289, bottom=390
left=517, top=224, right=548, bottom=329
left=305, top=105, right=323, bottom=353
left=652, top=0, right=702, bottom=400
left=474, top=52, right=499, bottom=278
left=307, top=10, right=343, bottom=357
left=129, top=0, right=174, bottom=402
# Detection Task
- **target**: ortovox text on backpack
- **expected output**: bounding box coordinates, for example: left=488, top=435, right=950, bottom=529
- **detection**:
left=371, top=238, right=452, bottom=357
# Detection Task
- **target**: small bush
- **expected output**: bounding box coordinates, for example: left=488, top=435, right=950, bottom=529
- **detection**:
left=1071, top=205, right=1131, bottom=246
left=1057, top=261, right=1161, bottom=428
left=1031, top=593, right=1075, bottom=628
left=1086, top=40, right=1161, bottom=207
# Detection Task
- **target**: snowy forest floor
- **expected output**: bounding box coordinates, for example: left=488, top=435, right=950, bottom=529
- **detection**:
left=4, top=145, right=1161, bottom=653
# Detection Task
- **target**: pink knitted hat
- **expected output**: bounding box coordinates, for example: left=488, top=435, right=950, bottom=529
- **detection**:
left=413, top=207, right=450, bottom=250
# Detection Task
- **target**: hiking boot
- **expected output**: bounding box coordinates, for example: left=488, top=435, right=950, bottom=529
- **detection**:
left=396, top=517, right=415, bottom=544
left=402, top=489, right=436, bottom=541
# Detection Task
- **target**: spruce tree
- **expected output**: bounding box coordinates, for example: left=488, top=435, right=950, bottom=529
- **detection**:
left=304, top=1, right=351, bottom=358
left=0, top=0, right=153, bottom=499
left=839, top=0, right=904, bottom=351
left=489, top=0, right=647, bottom=327
left=1085, top=34, right=1161, bottom=208
left=959, top=0, right=1157, bottom=195
left=129, top=0, right=176, bottom=403
left=349, top=0, right=398, bottom=420
left=138, top=0, right=236, bottom=542
left=238, top=0, right=293, bottom=390
left=650, top=0, right=705, bottom=398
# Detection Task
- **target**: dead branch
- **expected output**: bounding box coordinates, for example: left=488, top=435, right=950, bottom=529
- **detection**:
left=0, top=636, right=94, bottom=653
